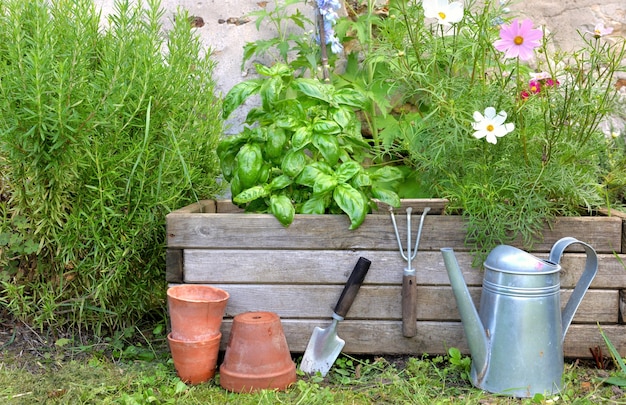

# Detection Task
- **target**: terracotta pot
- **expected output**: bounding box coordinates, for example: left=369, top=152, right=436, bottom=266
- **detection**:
left=168, top=332, right=221, bottom=384
left=167, top=285, right=229, bottom=341
left=219, top=311, right=297, bottom=392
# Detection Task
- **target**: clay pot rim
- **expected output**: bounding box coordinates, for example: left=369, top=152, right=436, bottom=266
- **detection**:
left=219, top=363, right=296, bottom=381
left=167, top=285, right=229, bottom=303
left=167, top=332, right=222, bottom=344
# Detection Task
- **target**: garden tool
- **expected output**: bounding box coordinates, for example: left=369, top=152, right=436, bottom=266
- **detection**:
left=300, top=257, right=371, bottom=376
left=441, top=237, right=598, bottom=397
left=390, top=206, right=430, bottom=337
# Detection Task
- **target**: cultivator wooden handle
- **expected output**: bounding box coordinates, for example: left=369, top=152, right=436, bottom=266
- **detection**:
left=402, top=272, right=418, bottom=337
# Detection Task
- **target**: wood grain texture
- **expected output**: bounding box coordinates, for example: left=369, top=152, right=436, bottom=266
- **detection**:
left=177, top=284, right=617, bottom=323
left=166, top=200, right=626, bottom=358
left=215, top=319, right=626, bottom=359
left=165, top=249, right=183, bottom=283
left=182, top=250, right=626, bottom=289
left=167, top=210, right=622, bottom=253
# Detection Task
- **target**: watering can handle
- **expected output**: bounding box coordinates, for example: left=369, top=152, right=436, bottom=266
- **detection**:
left=548, top=237, right=598, bottom=341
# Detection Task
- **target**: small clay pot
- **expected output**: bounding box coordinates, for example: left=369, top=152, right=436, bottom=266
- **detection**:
left=168, top=332, right=221, bottom=385
left=167, top=285, right=229, bottom=341
left=219, top=311, right=297, bottom=393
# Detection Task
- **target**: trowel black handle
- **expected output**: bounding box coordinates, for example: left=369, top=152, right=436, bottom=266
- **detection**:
left=333, top=257, right=371, bottom=318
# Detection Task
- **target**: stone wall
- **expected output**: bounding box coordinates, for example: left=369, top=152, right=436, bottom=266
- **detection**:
left=512, top=1, right=625, bottom=51
left=94, top=0, right=625, bottom=132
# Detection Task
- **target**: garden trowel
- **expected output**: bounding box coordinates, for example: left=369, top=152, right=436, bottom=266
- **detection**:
left=300, top=257, right=371, bottom=376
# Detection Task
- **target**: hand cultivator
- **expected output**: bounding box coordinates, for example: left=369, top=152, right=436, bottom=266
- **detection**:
left=390, top=206, right=430, bottom=337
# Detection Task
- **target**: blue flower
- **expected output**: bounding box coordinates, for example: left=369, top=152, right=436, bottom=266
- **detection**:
left=316, top=0, right=342, bottom=54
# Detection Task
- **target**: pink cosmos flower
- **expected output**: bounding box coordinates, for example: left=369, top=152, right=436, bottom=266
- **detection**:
left=493, top=19, right=543, bottom=61
left=591, top=23, right=614, bottom=38
left=530, top=71, right=551, bottom=81
left=528, top=80, right=541, bottom=94
left=544, top=78, right=559, bottom=87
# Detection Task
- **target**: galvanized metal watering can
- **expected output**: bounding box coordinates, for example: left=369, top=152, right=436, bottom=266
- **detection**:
left=441, top=237, right=598, bottom=397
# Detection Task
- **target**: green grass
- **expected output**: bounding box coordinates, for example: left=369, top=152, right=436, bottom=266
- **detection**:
left=1, top=334, right=624, bottom=405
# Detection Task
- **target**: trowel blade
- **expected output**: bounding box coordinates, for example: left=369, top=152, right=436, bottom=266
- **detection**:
left=299, top=320, right=345, bottom=377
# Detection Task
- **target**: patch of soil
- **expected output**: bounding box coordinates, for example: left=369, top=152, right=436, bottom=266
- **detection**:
left=1, top=315, right=86, bottom=373
left=0, top=312, right=168, bottom=373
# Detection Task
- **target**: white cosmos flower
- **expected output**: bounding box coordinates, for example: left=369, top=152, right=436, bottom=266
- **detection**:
left=423, top=0, right=464, bottom=26
left=472, top=107, right=515, bottom=144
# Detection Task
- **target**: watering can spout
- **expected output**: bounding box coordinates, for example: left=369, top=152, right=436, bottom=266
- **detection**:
left=441, top=248, right=489, bottom=379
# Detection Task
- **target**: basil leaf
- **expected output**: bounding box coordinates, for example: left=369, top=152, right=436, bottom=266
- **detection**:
left=313, top=173, right=338, bottom=195
left=335, top=161, right=361, bottom=183
left=269, top=174, right=293, bottom=190
left=217, top=133, right=246, bottom=158
left=268, top=63, right=293, bottom=77
left=270, top=194, right=295, bottom=226
left=230, top=173, right=243, bottom=199
left=370, top=165, right=404, bottom=182
left=236, top=143, right=263, bottom=189
left=333, top=184, right=368, bottom=229
left=333, top=88, right=366, bottom=109
left=312, top=119, right=341, bottom=135
left=294, top=78, right=331, bottom=103
left=218, top=148, right=237, bottom=181
left=371, top=187, right=401, bottom=208
left=222, top=79, right=263, bottom=119
left=292, top=126, right=312, bottom=150
left=281, top=149, right=307, bottom=178
left=265, top=127, right=287, bottom=158
left=260, top=76, right=283, bottom=111
left=312, top=133, right=340, bottom=166
left=352, top=172, right=372, bottom=188
left=233, top=185, right=269, bottom=204
left=254, top=63, right=273, bottom=76
left=300, top=195, right=327, bottom=214
left=296, top=164, right=322, bottom=187
left=332, top=106, right=354, bottom=129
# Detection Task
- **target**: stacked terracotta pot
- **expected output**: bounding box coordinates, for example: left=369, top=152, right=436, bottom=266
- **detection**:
left=167, top=285, right=229, bottom=385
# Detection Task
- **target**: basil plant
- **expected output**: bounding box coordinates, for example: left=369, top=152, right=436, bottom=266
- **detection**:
left=218, top=63, right=402, bottom=229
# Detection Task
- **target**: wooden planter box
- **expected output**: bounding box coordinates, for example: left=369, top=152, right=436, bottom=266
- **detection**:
left=166, top=199, right=626, bottom=358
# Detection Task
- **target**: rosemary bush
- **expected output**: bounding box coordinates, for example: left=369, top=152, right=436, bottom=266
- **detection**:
left=0, top=0, right=223, bottom=331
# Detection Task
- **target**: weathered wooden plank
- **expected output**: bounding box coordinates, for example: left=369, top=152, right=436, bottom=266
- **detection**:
left=165, top=249, right=183, bottom=283
left=559, top=254, right=626, bottom=287
left=166, top=210, right=622, bottom=252
left=371, top=198, right=449, bottom=215
left=213, top=198, right=449, bottom=215
left=620, top=290, right=626, bottom=324
left=172, top=200, right=216, bottom=214
left=600, top=208, right=626, bottom=254
left=190, top=284, right=617, bottom=323
left=520, top=217, right=623, bottom=254
left=183, top=250, right=482, bottom=286
left=166, top=213, right=466, bottom=250
left=183, top=250, right=626, bottom=289
left=216, top=320, right=626, bottom=358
